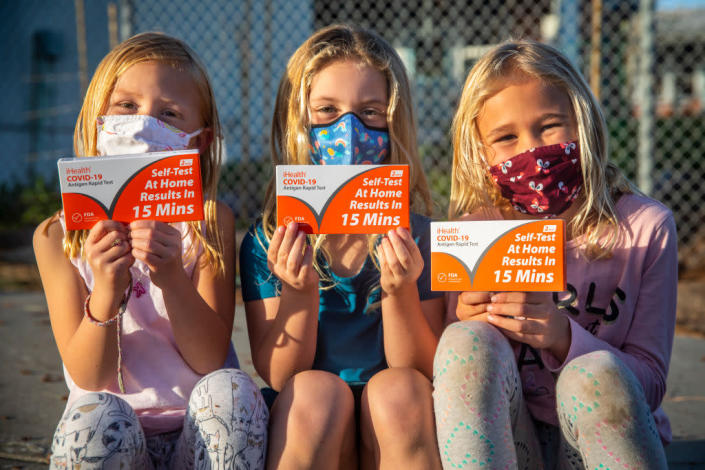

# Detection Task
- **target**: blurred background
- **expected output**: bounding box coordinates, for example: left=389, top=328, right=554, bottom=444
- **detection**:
left=1, top=0, right=704, bottom=273
left=1, top=2, right=704, bottom=467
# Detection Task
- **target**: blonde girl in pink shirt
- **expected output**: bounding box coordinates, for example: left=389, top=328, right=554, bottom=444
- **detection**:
left=34, top=32, right=267, bottom=469
left=433, top=40, right=675, bottom=469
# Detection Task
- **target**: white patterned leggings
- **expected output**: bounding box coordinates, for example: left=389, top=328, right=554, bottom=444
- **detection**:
left=433, top=321, right=668, bottom=469
left=50, top=368, right=268, bottom=470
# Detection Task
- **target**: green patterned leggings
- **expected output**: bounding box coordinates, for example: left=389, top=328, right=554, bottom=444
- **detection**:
left=433, top=321, right=668, bottom=469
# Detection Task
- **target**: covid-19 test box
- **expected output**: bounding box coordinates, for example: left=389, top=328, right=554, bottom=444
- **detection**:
left=276, top=164, right=409, bottom=234
left=58, top=149, right=203, bottom=230
left=431, top=219, right=566, bottom=291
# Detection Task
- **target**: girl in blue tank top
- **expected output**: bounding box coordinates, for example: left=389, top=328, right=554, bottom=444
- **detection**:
left=240, top=24, right=445, bottom=469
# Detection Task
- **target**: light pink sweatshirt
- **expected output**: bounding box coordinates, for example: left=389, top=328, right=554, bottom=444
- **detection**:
left=446, top=193, right=677, bottom=443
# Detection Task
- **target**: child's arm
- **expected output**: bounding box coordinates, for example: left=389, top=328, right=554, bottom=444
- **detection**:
left=128, top=201, right=235, bottom=374
left=34, top=218, right=133, bottom=390
left=243, top=223, right=320, bottom=391
left=378, top=227, right=444, bottom=379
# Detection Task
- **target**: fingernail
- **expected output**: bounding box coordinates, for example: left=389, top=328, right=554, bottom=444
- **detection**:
left=278, top=226, right=285, bottom=233
left=490, top=295, right=497, bottom=303
left=486, top=304, right=494, bottom=312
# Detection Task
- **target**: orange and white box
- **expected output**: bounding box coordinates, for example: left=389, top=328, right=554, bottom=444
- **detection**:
left=431, top=219, right=565, bottom=291
left=276, top=164, right=409, bottom=234
left=58, top=149, right=203, bottom=230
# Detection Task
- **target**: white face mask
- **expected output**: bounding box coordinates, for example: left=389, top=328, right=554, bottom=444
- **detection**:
left=96, top=114, right=202, bottom=156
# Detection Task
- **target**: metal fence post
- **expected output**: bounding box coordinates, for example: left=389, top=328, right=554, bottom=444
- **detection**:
left=637, top=0, right=655, bottom=195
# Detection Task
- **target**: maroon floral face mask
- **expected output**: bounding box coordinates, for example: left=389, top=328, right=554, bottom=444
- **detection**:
left=488, top=141, right=582, bottom=217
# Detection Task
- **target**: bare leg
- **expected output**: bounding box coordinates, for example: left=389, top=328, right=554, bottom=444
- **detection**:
left=266, top=370, right=357, bottom=470
left=360, top=368, right=441, bottom=470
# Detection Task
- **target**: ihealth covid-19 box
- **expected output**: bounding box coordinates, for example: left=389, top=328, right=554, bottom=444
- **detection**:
left=431, top=219, right=565, bottom=291
left=58, top=149, right=203, bottom=230
left=276, top=164, right=409, bottom=234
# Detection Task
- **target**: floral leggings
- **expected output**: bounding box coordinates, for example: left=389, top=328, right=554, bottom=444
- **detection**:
left=433, top=321, right=668, bottom=469
left=50, top=369, right=268, bottom=469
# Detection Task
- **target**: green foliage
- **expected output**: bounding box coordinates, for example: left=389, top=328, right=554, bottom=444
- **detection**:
left=420, top=136, right=453, bottom=219
left=218, top=158, right=272, bottom=228
left=0, top=172, right=61, bottom=230
left=607, top=114, right=705, bottom=178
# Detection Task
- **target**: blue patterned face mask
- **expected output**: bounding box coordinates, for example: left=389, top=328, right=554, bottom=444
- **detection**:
left=309, top=112, right=389, bottom=165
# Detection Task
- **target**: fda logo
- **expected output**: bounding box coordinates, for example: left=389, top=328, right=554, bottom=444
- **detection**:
left=543, top=224, right=557, bottom=233
left=179, top=158, right=193, bottom=167
left=390, top=169, right=403, bottom=177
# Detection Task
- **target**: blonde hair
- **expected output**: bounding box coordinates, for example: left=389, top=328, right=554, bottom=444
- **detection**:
left=261, top=24, right=433, bottom=286
left=450, top=39, right=636, bottom=258
left=62, top=32, right=225, bottom=273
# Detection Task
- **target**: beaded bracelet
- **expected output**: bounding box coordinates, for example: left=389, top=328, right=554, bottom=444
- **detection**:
left=84, top=275, right=132, bottom=393
left=83, top=276, right=133, bottom=326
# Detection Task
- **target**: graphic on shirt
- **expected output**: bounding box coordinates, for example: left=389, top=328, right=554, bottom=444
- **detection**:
left=518, top=281, right=627, bottom=374
left=553, top=282, right=626, bottom=324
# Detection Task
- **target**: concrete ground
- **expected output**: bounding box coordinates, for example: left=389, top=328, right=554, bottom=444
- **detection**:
left=1, top=290, right=704, bottom=468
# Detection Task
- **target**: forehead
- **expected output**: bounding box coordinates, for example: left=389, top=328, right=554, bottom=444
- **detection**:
left=309, top=60, right=387, bottom=100
left=478, top=77, right=571, bottom=123
left=113, top=61, right=198, bottom=95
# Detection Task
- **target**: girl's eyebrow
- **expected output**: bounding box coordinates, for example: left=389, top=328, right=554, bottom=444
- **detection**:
left=310, top=96, right=386, bottom=106
left=539, top=112, right=569, bottom=120
left=485, top=124, right=514, bottom=140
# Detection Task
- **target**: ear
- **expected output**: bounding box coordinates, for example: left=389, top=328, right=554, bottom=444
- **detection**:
left=191, top=127, right=213, bottom=155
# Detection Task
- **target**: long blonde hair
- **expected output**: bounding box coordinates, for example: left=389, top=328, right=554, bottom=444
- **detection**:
left=450, top=39, right=636, bottom=258
left=261, top=24, right=433, bottom=285
left=62, top=32, right=225, bottom=273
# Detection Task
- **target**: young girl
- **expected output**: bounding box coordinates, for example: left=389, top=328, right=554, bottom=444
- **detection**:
left=433, top=39, right=676, bottom=469
left=34, top=32, right=268, bottom=469
left=239, top=24, right=445, bottom=469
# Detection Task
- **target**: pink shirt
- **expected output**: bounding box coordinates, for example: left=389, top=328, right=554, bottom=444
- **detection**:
left=60, top=217, right=238, bottom=435
left=446, top=194, right=677, bottom=442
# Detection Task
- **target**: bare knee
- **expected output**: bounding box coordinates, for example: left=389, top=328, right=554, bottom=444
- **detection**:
left=277, top=370, right=353, bottom=435
left=364, top=368, right=435, bottom=445
left=268, top=370, right=355, bottom=469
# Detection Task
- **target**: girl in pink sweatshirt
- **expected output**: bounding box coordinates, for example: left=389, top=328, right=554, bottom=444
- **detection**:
left=433, top=39, right=675, bottom=469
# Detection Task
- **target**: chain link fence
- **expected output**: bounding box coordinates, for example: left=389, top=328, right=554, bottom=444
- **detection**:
left=2, top=0, right=704, bottom=269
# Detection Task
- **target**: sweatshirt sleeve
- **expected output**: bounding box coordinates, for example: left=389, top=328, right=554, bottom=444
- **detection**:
left=541, top=211, right=678, bottom=411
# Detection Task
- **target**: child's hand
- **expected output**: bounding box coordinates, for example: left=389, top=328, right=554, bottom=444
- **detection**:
left=85, top=220, right=133, bottom=293
left=129, top=220, right=184, bottom=287
left=377, top=227, right=424, bottom=296
left=267, top=222, right=318, bottom=292
left=485, top=291, right=571, bottom=360
left=456, top=291, right=494, bottom=322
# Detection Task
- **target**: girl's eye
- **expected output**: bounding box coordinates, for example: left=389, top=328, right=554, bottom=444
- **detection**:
left=495, top=134, right=516, bottom=143
left=317, top=106, right=337, bottom=114
left=115, top=101, right=136, bottom=111
left=542, top=122, right=562, bottom=131
left=161, top=109, right=177, bottom=118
